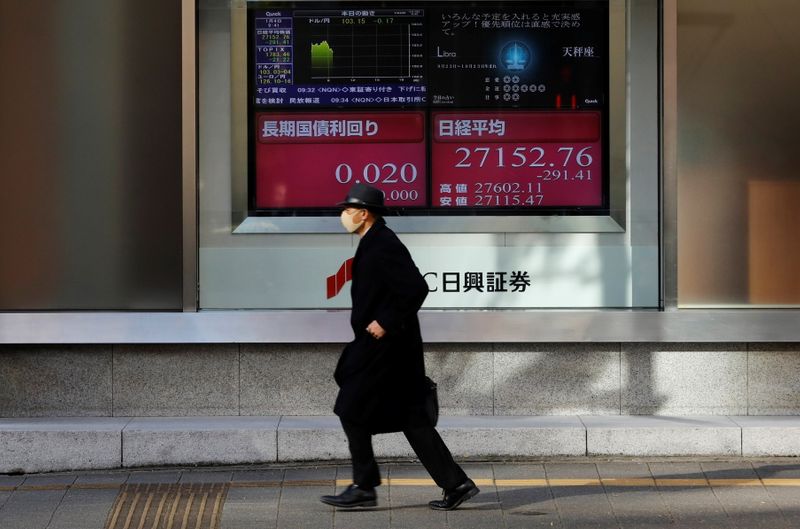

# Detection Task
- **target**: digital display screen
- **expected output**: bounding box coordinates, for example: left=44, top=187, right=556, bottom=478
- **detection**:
left=248, top=1, right=608, bottom=215
left=427, top=5, right=605, bottom=109
left=254, top=8, right=425, bottom=106
left=431, top=111, right=602, bottom=207
left=255, top=111, right=426, bottom=208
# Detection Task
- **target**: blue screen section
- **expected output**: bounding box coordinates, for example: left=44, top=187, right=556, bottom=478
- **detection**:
left=251, top=2, right=607, bottom=110
left=501, top=41, right=532, bottom=71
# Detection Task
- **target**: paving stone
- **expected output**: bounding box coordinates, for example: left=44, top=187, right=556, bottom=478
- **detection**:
left=493, top=464, right=559, bottom=529
left=285, top=466, right=337, bottom=483
left=0, top=475, right=24, bottom=488
left=332, top=466, right=389, bottom=529
left=46, top=488, right=120, bottom=529
left=387, top=465, right=446, bottom=529
left=278, top=467, right=335, bottom=529
left=281, top=462, right=338, bottom=529
left=437, top=463, right=502, bottom=529
left=231, top=469, right=284, bottom=483
left=597, top=463, right=672, bottom=529
left=701, top=463, right=789, bottom=529
left=492, top=463, right=548, bottom=481
left=543, top=463, right=612, bottom=529
left=700, top=461, right=758, bottom=480
left=603, top=487, right=674, bottom=529
left=752, top=461, right=800, bottom=526
left=333, top=464, right=351, bottom=485
left=0, top=492, right=10, bottom=511
left=656, top=485, right=731, bottom=528
left=220, top=486, right=280, bottom=529
left=596, top=461, right=654, bottom=480
left=0, top=460, right=799, bottom=529
left=444, top=470, right=503, bottom=529
left=21, top=474, right=76, bottom=488
left=74, top=473, right=128, bottom=486
left=388, top=464, right=432, bottom=480
left=548, top=475, right=615, bottom=529
left=545, top=463, right=601, bottom=480
left=458, top=463, right=494, bottom=481
left=126, top=471, right=182, bottom=484
left=753, top=463, right=800, bottom=479
left=180, top=471, right=233, bottom=483
left=650, top=462, right=728, bottom=528
left=648, top=462, right=706, bottom=480
left=0, top=490, right=67, bottom=529
left=759, top=484, right=800, bottom=527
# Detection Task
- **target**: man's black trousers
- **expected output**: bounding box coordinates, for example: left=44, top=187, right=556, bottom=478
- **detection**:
left=341, top=419, right=468, bottom=491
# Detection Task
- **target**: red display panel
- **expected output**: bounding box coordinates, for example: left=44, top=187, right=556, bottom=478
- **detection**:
left=431, top=111, right=602, bottom=208
left=255, top=111, right=426, bottom=208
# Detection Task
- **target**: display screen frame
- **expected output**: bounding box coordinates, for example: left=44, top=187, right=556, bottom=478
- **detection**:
left=233, top=0, right=625, bottom=233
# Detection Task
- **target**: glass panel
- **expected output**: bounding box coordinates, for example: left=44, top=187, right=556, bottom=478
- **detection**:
left=0, top=1, right=182, bottom=310
left=677, top=0, right=800, bottom=306
left=198, top=0, right=660, bottom=311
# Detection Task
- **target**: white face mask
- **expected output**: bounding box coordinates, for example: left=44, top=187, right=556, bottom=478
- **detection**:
left=340, top=209, right=365, bottom=233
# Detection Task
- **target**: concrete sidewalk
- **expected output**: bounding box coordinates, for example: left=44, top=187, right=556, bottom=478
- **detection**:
left=2, top=459, right=800, bottom=528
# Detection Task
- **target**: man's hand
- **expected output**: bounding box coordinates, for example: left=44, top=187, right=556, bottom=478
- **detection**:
left=366, top=320, right=386, bottom=339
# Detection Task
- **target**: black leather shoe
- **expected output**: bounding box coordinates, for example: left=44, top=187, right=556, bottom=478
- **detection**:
left=320, top=484, right=377, bottom=508
left=428, top=479, right=479, bottom=511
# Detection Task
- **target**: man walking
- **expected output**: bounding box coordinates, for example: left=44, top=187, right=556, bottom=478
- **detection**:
left=321, top=183, right=479, bottom=511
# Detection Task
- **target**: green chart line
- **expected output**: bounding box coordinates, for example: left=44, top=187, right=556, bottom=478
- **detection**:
left=311, top=40, right=334, bottom=71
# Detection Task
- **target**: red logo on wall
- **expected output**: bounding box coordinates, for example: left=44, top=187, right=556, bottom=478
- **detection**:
left=326, top=258, right=354, bottom=299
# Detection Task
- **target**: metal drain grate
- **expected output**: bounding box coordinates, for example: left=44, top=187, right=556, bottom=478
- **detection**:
left=104, top=483, right=229, bottom=529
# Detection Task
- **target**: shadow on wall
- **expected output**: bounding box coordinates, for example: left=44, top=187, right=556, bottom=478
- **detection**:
left=426, top=344, right=668, bottom=417
left=456, top=234, right=664, bottom=416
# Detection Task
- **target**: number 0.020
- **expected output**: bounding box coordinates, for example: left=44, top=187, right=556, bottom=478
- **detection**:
left=335, top=162, right=418, bottom=184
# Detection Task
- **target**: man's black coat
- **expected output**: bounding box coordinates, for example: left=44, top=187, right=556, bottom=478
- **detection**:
left=334, top=218, right=430, bottom=434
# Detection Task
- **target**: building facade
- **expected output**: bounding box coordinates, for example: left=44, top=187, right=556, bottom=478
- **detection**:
left=1, top=0, right=799, bottom=471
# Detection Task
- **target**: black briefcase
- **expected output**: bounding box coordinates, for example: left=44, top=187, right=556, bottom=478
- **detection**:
left=424, top=376, right=439, bottom=427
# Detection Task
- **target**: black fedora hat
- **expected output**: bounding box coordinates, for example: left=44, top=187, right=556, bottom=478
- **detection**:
left=336, top=183, right=388, bottom=214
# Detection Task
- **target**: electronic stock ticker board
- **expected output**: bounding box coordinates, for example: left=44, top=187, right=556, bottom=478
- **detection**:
left=248, top=1, right=609, bottom=217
